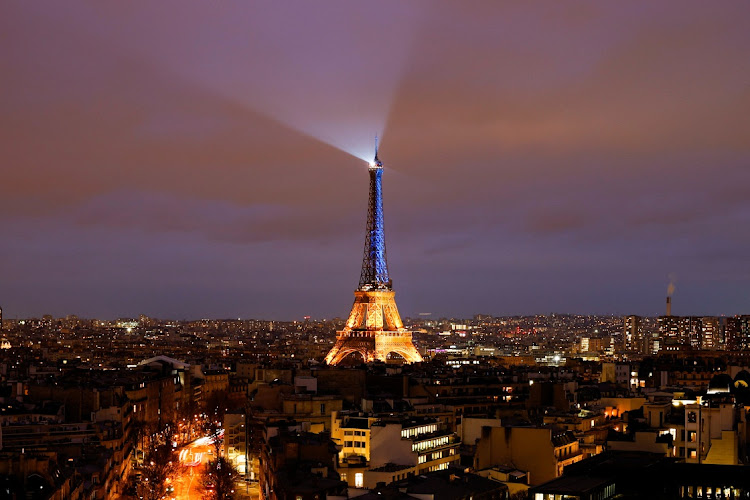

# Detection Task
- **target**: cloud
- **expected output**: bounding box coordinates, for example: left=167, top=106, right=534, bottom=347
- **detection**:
left=526, top=209, right=588, bottom=234
left=2, top=1, right=750, bottom=317
left=66, top=191, right=362, bottom=245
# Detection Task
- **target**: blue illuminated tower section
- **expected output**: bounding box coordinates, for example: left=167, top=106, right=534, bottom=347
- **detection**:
left=359, top=148, right=391, bottom=290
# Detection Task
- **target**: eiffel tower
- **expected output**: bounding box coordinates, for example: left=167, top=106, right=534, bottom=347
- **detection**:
left=324, top=145, right=423, bottom=365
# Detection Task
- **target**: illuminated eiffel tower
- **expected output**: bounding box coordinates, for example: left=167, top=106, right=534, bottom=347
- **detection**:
left=325, top=144, right=423, bottom=365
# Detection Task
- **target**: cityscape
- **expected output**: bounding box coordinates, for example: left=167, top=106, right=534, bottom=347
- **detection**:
left=3, top=2, right=750, bottom=500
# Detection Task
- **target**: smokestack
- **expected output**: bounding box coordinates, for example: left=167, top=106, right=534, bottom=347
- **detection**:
left=666, top=276, right=675, bottom=316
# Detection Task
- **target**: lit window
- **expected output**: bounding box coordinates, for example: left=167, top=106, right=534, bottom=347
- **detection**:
left=355, top=473, right=364, bottom=488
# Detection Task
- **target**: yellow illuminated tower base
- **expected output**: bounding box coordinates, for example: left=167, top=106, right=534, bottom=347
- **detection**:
left=325, top=146, right=422, bottom=365
left=325, top=290, right=423, bottom=364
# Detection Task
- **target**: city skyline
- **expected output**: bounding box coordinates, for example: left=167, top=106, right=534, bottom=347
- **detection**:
left=2, top=2, right=750, bottom=319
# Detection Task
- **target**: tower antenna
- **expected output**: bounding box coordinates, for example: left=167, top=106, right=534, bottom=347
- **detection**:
left=374, top=134, right=379, bottom=158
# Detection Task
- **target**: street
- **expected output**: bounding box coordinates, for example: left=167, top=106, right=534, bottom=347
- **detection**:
left=167, top=437, right=258, bottom=500
left=169, top=436, right=213, bottom=500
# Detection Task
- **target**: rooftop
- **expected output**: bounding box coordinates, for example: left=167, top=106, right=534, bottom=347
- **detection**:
left=370, top=463, right=414, bottom=473
left=531, top=475, right=613, bottom=494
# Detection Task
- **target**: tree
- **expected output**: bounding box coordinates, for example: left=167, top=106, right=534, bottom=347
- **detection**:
left=137, top=421, right=178, bottom=500
left=200, top=418, right=239, bottom=500
left=202, top=418, right=224, bottom=458
left=130, top=419, right=149, bottom=465
left=201, top=456, right=240, bottom=500
left=177, top=398, right=200, bottom=444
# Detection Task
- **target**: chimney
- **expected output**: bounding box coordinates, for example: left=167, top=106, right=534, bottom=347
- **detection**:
left=666, top=296, right=672, bottom=316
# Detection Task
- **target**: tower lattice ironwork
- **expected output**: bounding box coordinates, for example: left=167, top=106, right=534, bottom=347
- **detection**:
left=358, top=150, right=390, bottom=289
left=325, top=146, right=423, bottom=365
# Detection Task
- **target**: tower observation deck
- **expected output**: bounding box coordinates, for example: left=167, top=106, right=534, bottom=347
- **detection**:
left=324, top=147, right=423, bottom=365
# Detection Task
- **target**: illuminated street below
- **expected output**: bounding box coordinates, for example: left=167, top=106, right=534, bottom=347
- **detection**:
left=170, top=437, right=212, bottom=500
left=168, top=437, right=258, bottom=500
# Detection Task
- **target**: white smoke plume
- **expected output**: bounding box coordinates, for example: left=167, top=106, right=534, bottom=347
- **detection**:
left=667, top=273, right=677, bottom=297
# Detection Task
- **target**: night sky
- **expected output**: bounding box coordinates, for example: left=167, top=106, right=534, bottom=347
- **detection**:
left=2, top=2, right=750, bottom=320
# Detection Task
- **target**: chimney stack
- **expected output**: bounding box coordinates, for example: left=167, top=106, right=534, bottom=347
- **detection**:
left=666, top=296, right=672, bottom=316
